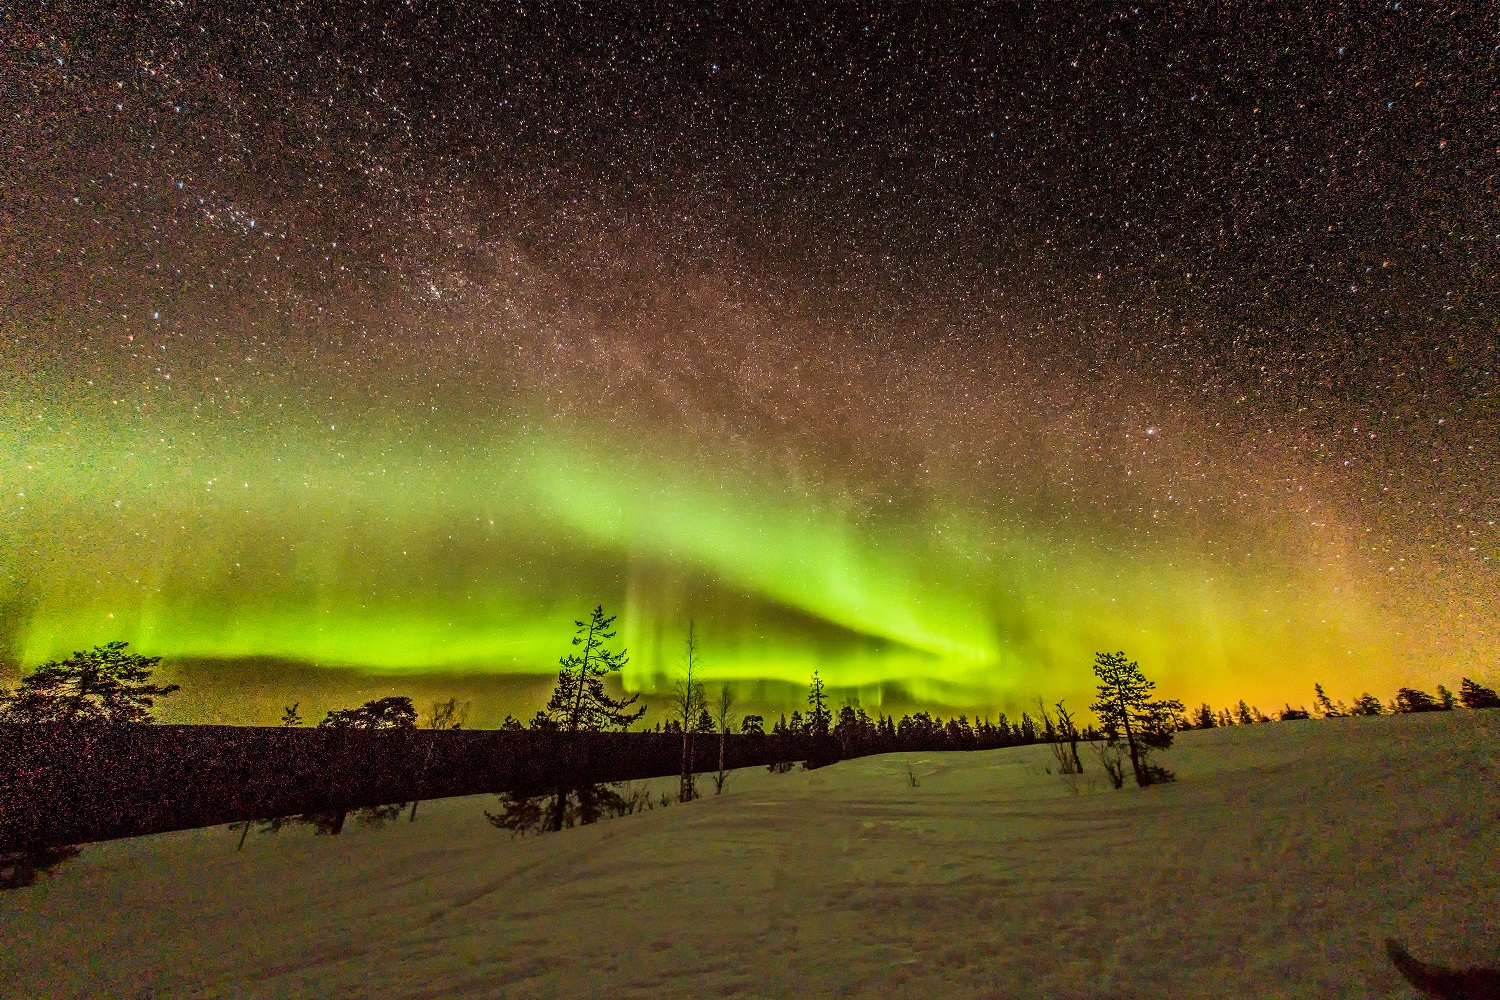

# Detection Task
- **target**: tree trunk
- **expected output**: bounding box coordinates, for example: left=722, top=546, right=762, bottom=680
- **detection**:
left=679, top=731, right=695, bottom=802
left=565, top=623, right=596, bottom=732
left=1121, top=713, right=1145, bottom=786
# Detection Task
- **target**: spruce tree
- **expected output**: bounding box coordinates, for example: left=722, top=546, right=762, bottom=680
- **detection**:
left=807, top=670, right=832, bottom=738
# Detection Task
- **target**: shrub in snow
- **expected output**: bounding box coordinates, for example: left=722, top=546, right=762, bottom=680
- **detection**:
left=1092, top=740, right=1127, bottom=789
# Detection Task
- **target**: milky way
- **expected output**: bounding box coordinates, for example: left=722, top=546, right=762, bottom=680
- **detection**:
left=3, top=5, right=1495, bottom=723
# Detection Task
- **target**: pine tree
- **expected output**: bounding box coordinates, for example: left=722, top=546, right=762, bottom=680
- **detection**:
left=308, top=695, right=419, bottom=834
left=1089, top=650, right=1185, bottom=786
left=1194, top=703, right=1217, bottom=728
left=1235, top=700, right=1254, bottom=725
left=0, top=641, right=179, bottom=725
left=279, top=703, right=303, bottom=726
left=1350, top=693, right=1384, bottom=716
left=1392, top=687, right=1440, bottom=713
left=488, top=606, right=643, bottom=834
left=319, top=696, right=417, bottom=730
left=542, top=606, right=644, bottom=733
left=1459, top=677, right=1500, bottom=709
left=1435, top=685, right=1456, bottom=711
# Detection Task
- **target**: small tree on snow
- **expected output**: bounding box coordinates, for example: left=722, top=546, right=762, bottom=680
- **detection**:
left=0, top=641, right=178, bottom=725
left=409, top=697, right=470, bottom=821
left=672, top=622, right=707, bottom=803
left=1041, top=699, right=1084, bottom=774
left=1089, top=651, right=1184, bottom=787
left=1350, top=692, right=1384, bottom=716
left=710, top=685, right=736, bottom=794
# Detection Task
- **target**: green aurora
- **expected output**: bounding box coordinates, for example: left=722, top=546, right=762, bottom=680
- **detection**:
left=6, top=344, right=1485, bottom=725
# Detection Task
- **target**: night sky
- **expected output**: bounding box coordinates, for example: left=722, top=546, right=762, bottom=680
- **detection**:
left=3, top=4, right=1495, bottom=725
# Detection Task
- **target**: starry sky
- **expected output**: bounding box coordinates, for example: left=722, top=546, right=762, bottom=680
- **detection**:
left=3, top=3, right=1496, bottom=725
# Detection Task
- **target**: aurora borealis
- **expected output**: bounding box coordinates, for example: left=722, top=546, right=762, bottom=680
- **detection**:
left=3, top=5, right=1496, bottom=725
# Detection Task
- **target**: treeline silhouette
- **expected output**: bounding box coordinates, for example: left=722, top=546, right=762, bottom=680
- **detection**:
left=3, top=619, right=1497, bottom=885
left=1176, top=676, right=1499, bottom=730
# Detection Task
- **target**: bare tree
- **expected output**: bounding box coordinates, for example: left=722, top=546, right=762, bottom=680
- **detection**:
left=710, top=685, right=736, bottom=794
left=672, top=622, right=707, bottom=802
left=1039, top=698, right=1084, bottom=774
left=409, top=697, right=470, bottom=821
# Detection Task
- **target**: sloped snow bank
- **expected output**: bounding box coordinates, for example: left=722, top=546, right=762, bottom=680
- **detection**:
left=2, top=710, right=1495, bottom=998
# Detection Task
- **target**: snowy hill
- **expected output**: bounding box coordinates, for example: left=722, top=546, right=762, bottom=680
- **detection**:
left=2, top=710, right=1495, bottom=998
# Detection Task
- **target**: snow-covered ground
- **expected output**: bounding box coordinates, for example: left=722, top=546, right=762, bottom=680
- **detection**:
left=3, top=710, right=1496, bottom=998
